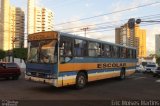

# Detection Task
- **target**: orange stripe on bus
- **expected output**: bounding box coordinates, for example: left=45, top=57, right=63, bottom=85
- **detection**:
left=59, top=63, right=136, bottom=72
left=88, top=72, right=120, bottom=81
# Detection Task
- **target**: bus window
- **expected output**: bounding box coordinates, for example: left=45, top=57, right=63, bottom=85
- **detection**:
left=117, top=47, right=120, bottom=58
left=127, top=49, right=132, bottom=58
left=120, top=48, right=126, bottom=58
left=28, top=42, right=39, bottom=63
left=88, top=42, right=100, bottom=57
left=39, top=40, right=55, bottom=63
left=102, top=44, right=111, bottom=57
left=96, top=43, right=101, bottom=56
left=133, top=49, right=137, bottom=59
left=60, top=37, right=73, bottom=63
left=74, top=39, right=87, bottom=57
left=112, top=46, right=119, bottom=58
left=126, top=48, right=129, bottom=58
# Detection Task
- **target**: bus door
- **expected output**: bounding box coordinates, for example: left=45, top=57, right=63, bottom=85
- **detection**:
left=58, top=36, right=74, bottom=85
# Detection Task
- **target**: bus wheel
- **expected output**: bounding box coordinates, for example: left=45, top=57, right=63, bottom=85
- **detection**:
left=76, top=72, right=87, bottom=89
left=120, top=68, right=126, bottom=80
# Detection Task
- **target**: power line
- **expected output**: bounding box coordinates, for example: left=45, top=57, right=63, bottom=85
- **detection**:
left=55, top=1, right=160, bottom=26
left=66, top=22, right=160, bottom=35
left=56, top=14, right=160, bottom=30
left=55, top=13, right=160, bottom=31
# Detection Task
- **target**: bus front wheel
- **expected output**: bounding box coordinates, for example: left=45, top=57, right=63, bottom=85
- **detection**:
left=76, top=72, right=87, bottom=89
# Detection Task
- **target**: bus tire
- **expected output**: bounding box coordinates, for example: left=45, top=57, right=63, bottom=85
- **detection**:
left=76, top=72, right=87, bottom=89
left=119, top=68, right=126, bottom=80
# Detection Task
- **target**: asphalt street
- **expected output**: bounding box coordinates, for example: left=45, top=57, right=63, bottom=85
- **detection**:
left=0, top=72, right=160, bottom=106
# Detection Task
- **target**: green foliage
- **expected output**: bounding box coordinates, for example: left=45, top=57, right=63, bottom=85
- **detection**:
left=156, top=56, right=160, bottom=66
left=13, top=48, right=28, bottom=60
left=149, top=54, right=156, bottom=58
left=0, top=49, right=6, bottom=59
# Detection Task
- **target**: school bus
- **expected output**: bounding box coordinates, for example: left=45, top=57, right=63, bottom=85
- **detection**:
left=25, top=31, right=137, bottom=88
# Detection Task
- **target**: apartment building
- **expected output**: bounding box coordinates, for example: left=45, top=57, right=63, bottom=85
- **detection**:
left=0, top=0, right=24, bottom=50
left=27, top=0, right=54, bottom=35
left=115, top=23, right=146, bottom=58
left=10, top=6, right=25, bottom=48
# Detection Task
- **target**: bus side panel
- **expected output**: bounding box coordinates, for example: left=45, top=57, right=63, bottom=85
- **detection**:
left=88, top=70, right=121, bottom=82
left=57, top=69, right=121, bottom=85
left=125, top=67, right=136, bottom=76
left=57, top=71, right=77, bottom=87
left=57, top=58, right=137, bottom=87
left=58, top=62, right=136, bottom=72
left=57, top=69, right=121, bottom=87
left=57, top=60, right=77, bottom=87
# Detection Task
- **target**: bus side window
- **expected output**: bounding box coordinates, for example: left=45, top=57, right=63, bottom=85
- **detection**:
left=60, top=37, right=73, bottom=63
left=88, top=42, right=100, bottom=57
left=120, top=48, right=126, bottom=58
left=112, top=46, right=119, bottom=58
left=101, top=44, right=105, bottom=56
left=129, top=49, right=133, bottom=59
left=116, top=47, right=120, bottom=58
left=105, top=45, right=111, bottom=57
left=135, top=50, right=137, bottom=58
left=74, top=39, right=87, bottom=57
left=133, top=49, right=137, bottom=59
left=98, top=44, right=101, bottom=56
left=127, top=49, right=130, bottom=58
left=97, top=43, right=101, bottom=56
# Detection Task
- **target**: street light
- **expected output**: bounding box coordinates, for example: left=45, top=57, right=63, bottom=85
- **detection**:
left=136, top=18, right=160, bottom=24
left=128, top=18, right=135, bottom=29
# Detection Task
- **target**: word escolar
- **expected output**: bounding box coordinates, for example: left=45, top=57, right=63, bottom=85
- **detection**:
left=97, top=63, right=126, bottom=69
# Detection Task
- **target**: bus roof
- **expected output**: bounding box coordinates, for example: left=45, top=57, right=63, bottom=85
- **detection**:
left=59, top=32, right=136, bottom=50
left=28, top=31, right=136, bottom=50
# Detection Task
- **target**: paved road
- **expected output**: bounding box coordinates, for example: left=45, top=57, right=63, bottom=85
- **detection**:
left=0, top=73, right=160, bottom=100
left=0, top=72, right=160, bottom=101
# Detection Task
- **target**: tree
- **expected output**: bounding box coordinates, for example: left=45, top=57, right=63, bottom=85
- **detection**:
left=156, top=56, right=160, bottom=66
left=13, top=48, right=28, bottom=61
left=149, top=54, right=156, bottom=58
left=0, top=49, right=6, bottom=60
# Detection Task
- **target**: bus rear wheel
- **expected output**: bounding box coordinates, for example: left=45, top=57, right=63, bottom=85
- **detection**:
left=76, top=72, right=87, bottom=89
left=120, top=68, right=126, bottom=80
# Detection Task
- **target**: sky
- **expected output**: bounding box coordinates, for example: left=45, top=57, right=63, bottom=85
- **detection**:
left=10, top=0, right=160, bottom=55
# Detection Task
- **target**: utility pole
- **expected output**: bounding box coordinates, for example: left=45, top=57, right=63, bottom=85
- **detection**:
left=81, top=27, right=89, bottom=37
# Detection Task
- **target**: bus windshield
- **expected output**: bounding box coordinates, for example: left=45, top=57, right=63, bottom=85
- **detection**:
left=28, top=40, right=57, bottom=64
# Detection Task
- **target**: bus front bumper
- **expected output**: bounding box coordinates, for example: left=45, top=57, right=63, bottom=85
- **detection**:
left=25, top=75, right=59, bottom=87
